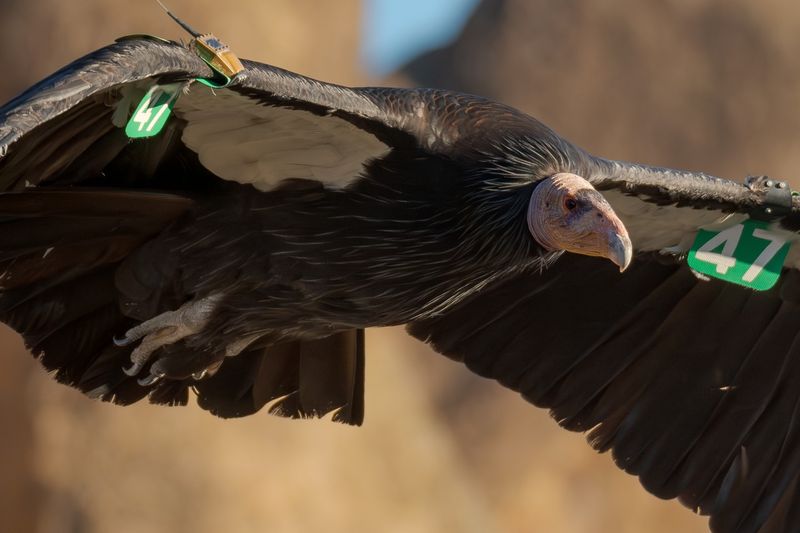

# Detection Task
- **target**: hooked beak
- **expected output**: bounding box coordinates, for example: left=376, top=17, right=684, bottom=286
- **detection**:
left=607, top=230, right=633, bottom=272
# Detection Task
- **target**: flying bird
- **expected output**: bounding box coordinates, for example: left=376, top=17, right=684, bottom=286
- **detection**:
left=1, top=26, right=799, bottom=533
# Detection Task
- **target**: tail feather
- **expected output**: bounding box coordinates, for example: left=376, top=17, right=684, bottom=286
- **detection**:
left=298, top=329, right=364, bottom=424
left=197, top=330, right=366, bottom=425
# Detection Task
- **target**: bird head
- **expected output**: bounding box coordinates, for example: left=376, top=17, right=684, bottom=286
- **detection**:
left=527, top=173, right=633, bottom=271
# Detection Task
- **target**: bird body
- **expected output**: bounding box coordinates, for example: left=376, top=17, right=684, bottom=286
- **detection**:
left=2, top=36, right=800, bottom=532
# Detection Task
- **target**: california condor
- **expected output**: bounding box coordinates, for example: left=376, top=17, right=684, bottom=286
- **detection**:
left=1, top=33, right=799, bottom=533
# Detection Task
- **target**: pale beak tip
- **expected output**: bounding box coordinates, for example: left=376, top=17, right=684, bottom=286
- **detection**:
left=610, top=232, right=633, bottom=273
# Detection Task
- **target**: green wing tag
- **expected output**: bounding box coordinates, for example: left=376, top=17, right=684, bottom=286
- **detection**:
left=687, top=219, right=790, bottom=291
left=125, top=84, right=181, bottom=138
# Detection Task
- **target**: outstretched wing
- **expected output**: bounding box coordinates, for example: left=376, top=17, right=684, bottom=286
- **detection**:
left=409, top=170, right=800, bottom=533
left=0, top=36, right=474, bottom=424
left=0, top=35, right=545, bottom=191
left=0, top=37, right=405, bottom=192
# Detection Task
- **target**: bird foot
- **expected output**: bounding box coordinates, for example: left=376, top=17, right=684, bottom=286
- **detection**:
left=116, top=294, right=222, bottom=384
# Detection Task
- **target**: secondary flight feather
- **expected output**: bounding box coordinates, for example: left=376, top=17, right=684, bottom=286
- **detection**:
left=1, top=12, right=799, bottom=533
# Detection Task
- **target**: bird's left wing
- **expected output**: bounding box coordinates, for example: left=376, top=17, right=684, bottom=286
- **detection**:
left=409, top=169, right=800, bottom=533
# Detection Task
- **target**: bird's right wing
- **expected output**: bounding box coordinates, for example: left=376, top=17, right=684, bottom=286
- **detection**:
left=409, top=168, right=800, bottom=533
left=0, top=36, right=395, bottom=191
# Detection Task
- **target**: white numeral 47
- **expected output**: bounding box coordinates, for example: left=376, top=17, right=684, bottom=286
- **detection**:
left=744, top=229, right=787, bottom=282
left=694, top=223, right=786, bottom=281
left=132, top=87, right=178, bottom=132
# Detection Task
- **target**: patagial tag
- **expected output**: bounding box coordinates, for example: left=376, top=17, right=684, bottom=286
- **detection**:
left=125, top=84, right=181, bottom=138
left=688, top=219, right=790, bottom=291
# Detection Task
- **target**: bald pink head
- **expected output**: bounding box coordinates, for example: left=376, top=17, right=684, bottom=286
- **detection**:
left=527, top=173, right=632, bottom=271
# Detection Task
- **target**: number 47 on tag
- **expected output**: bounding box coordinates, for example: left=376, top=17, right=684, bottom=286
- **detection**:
left=125, top=84, right=182, bottom=139
left=687, top=219, right=791, bottom=291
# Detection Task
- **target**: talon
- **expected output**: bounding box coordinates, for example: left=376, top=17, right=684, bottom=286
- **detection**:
left=138, top=371, right=165, bottom=386
left=114, top=335, right=134, bottom=347
left=123, top=361, right=144, bottom=376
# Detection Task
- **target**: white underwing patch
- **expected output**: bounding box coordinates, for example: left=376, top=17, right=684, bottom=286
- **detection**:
left=603, top=188, right=800, bottom=271
left=601, top=189, right=748, bottom=254
left=174, top=85, right=390, bottom=191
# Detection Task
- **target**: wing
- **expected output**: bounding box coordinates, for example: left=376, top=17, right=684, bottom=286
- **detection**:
left=0, top=36, right=482, bottom=423
left=0, top=35, right=544, bottom=192
left=409, top=168, right=800, bottom=532
left=0, top=37, right=399, bottom=192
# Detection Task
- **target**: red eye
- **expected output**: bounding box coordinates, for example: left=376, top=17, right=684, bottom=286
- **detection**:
left=564, top=198, right=578, bottom=211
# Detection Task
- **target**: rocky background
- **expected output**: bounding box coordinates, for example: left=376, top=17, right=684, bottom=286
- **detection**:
left=2, top=1, right=799, bottom=532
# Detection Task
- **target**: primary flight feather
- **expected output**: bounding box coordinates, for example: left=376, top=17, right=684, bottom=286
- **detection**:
left=1, top=36, right=799, bottom=533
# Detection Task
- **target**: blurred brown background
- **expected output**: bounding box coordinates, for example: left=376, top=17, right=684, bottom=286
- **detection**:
left=3, top=1, right=800, bottom=532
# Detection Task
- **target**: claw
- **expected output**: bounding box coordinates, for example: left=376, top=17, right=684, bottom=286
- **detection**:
left=137, top=371, right=165, bottom=386
left=114, top=335, right=134, bottom=347
left=123, top=361, right=145, bottom=377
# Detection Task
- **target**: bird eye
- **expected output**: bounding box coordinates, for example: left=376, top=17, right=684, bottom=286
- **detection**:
left=564, top=198, right=578, bottom=211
